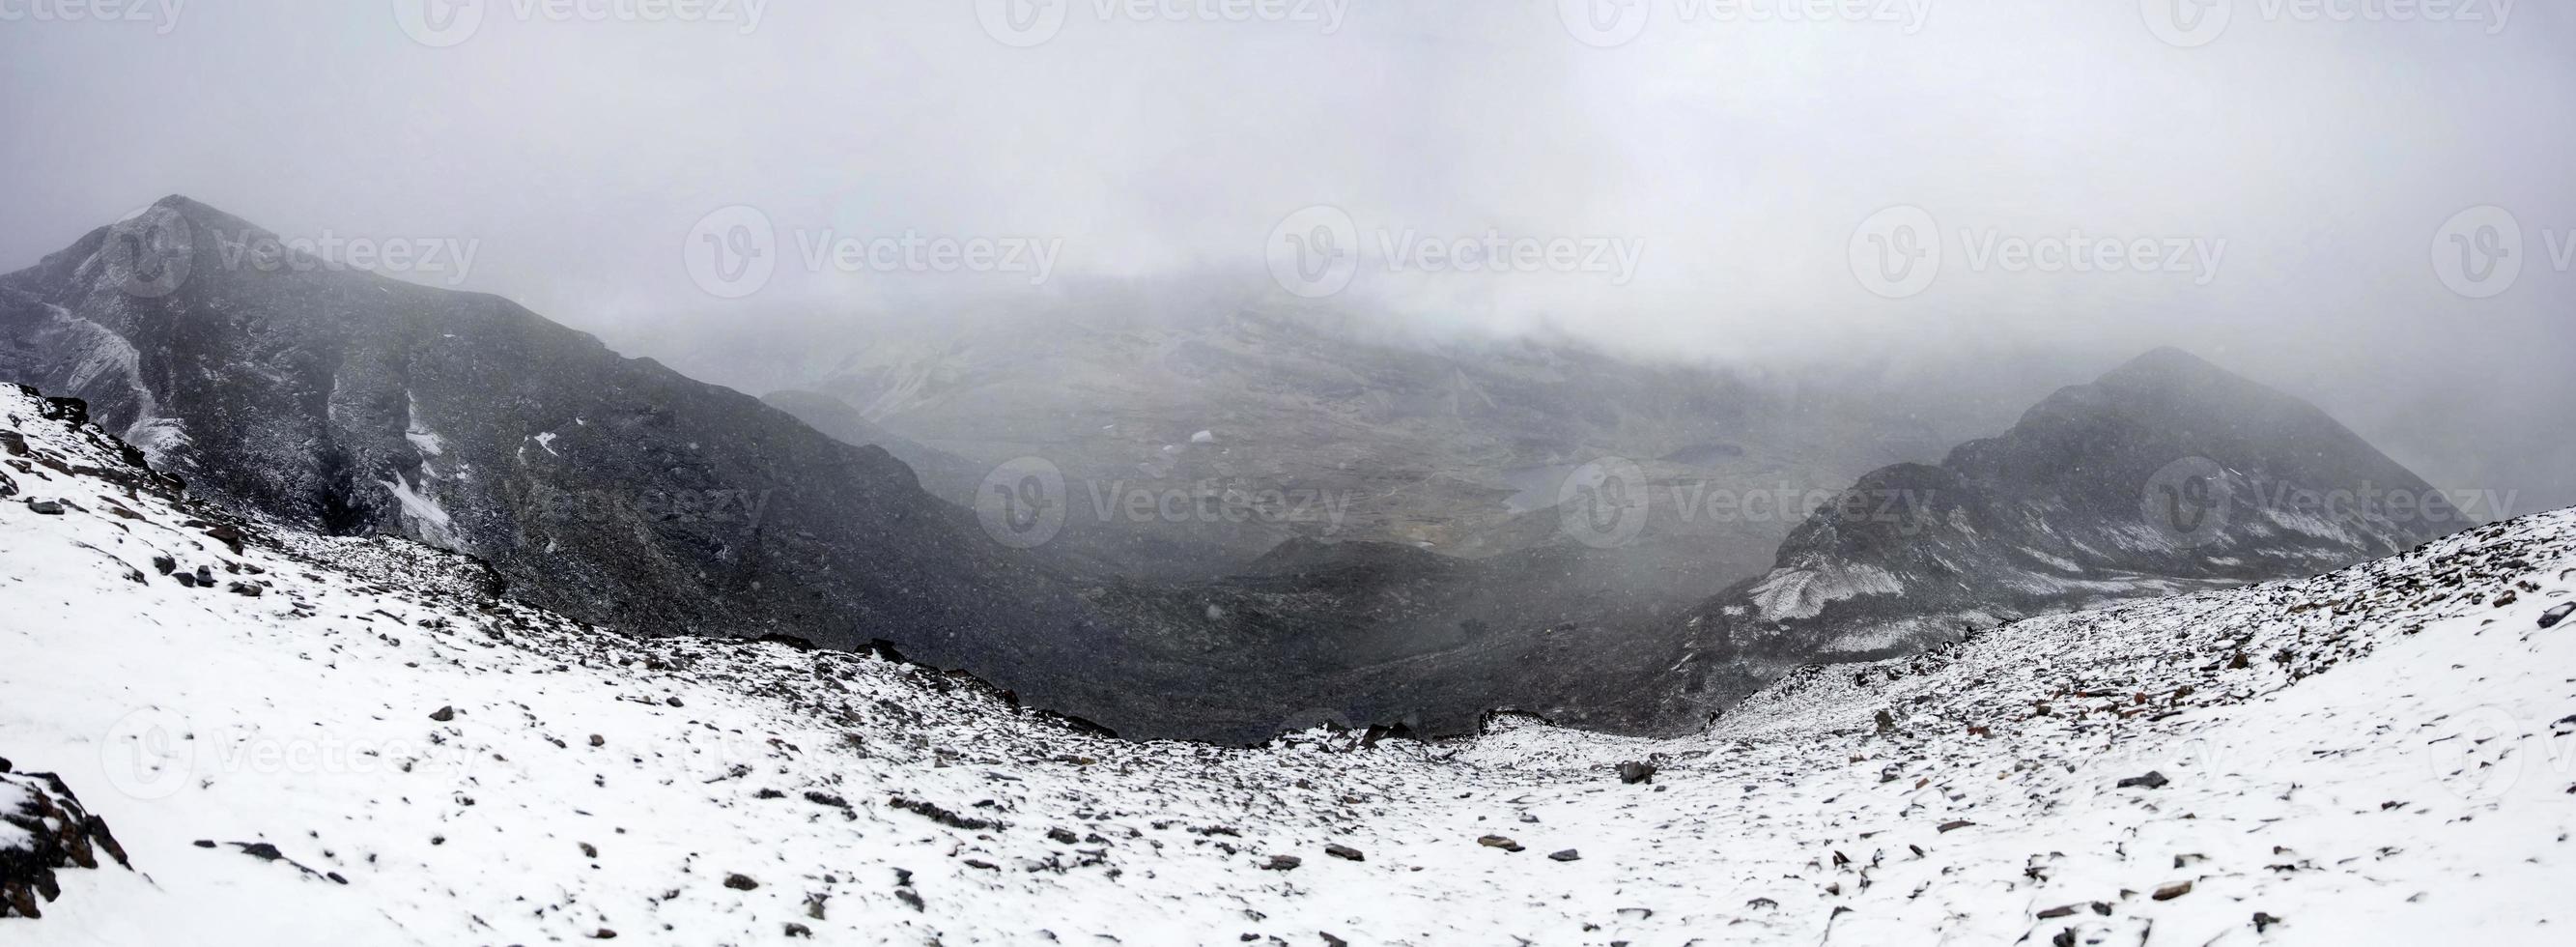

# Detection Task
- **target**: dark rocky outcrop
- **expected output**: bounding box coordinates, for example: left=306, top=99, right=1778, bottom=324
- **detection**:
left=1665, top=348, right=2470, bottom=716
left=1, top=770, right=131, bottom=919
left=0, top=197, right=1132, bottom=727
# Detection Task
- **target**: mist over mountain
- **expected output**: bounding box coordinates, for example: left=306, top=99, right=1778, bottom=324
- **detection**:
left=5, top=7, right=2573, bottom=944
left=0, top=196, right=1146, bottom=732
left=1668, top=347, right=2475, bottom=708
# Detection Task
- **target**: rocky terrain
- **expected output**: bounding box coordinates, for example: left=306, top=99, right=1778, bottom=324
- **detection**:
left=0, top=199, right=1757, bottom=743
left=1664, top=348, right=2473, bottom=714
left=0, top=199, right=2484, bottom=750
left=4, top=367, right=2573, bottom=944
left=0, top=197, right=1142, bottom=726
left=773, top=302, right=1967, bottom=578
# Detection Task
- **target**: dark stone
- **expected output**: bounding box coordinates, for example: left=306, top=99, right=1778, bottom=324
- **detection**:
left=1548, top=849, right=1581, bottom=862
left=1262, top=855, right=1301, bottom=871
left=1324, top=844, right=1363, bottom=862
left=428, top=706, right=456, bottom=722
left=1617, top=761, right=1656, bottom=785
left=723, top=873, right=759, bottom=890
left=2117, top=771, right=2169, bottom=790
left=2540, top=603, right=2574, bottom=630
left=887, top=795, right=1005, bottom=832
left=1477, top=835, right=1523, bottom=852
left=2, top=772, right=133, bottom=919
left=202, top=523, right=245, bottom=554
left=24, top=498, right=62, bottom=515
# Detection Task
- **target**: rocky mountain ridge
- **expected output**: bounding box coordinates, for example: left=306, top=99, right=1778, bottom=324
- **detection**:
left=5, top=376, right=2572, bottom=944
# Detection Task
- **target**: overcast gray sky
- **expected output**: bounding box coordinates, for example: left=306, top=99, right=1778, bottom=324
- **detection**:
left=3, top=0, right=2571, bottom=509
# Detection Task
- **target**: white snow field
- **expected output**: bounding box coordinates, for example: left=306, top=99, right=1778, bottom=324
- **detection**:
left=3, top=380, right=2574, bottom=946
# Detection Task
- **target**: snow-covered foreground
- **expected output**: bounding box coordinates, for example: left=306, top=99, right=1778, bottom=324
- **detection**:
left=4, top=382, right=2574, bottom=946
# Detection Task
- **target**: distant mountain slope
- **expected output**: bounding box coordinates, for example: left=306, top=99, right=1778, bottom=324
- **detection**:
left=1669, top=347, right=2471, bottom=694
left=0, top=197, right=1132, bottom=724
left=8, top=376, right=2573, bottom=945
left=785, top=303, right=1958, bottom=569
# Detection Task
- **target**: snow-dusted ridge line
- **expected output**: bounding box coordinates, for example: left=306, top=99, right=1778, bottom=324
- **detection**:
left=4, top=381, right=2575, bottom=944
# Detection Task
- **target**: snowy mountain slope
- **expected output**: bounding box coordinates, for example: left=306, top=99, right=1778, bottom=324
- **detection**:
left=0, top=197, right=1137, bottom=733
left=1671, top=348, right=2474, bottom=711
left=5, top=383, right=2574, bottom=945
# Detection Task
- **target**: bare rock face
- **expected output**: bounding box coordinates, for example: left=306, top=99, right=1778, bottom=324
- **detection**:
left=0, top=197, right=1133, bottom=731
left=1669, top=347, right=2472, bottom=714
left=1, top=769, right=132, bottom=919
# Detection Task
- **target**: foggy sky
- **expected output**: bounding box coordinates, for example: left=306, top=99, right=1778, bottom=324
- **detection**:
left=3, top=0, right=2571, bottom=510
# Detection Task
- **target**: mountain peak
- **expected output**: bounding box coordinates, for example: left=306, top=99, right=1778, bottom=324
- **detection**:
left=2101, top=345, right=2229, bottom=387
